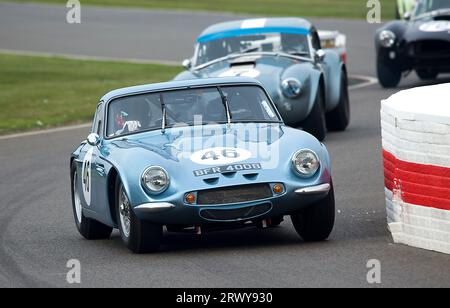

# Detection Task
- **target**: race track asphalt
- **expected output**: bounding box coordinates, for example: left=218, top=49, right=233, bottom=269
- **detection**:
left=0, top=2, right=450, bottom=288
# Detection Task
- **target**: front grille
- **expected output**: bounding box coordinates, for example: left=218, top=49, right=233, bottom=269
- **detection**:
left=197, top=184, right=273, bottom=205
left=408, top=40, right=450, bottom=58
left=200, top=203, right=272, bottom=221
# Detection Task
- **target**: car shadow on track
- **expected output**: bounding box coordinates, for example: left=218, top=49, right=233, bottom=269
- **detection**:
left=106, top=223, right=335, bottom=254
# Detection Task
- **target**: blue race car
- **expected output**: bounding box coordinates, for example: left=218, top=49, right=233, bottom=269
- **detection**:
left=175, top=18, right=350, bottom=141
left=70, top=78, right=335, bottom=253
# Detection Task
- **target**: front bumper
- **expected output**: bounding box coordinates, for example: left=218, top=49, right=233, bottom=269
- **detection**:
left=134, top=183, right=331, bottom=225
left=379, top=40, right=450, bottom=73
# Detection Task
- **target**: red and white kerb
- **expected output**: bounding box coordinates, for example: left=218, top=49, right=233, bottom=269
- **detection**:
left=381, top=84, right=450, bottom=255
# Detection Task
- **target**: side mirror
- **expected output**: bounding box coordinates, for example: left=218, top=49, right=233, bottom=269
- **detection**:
left=182, top=59, right=192, bottom=70
left=404, top=12, right=411, bottom=21
left=315, top=49, right=326, bottom=62
left=87, top=133, right=101, bottom=146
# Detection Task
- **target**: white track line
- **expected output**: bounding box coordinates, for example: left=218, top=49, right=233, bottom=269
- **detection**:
left=0, top=49, right=378, bottom=140
left=0, top=124, right=91, bottom=141
left=349, top=75, right=378, bottom=90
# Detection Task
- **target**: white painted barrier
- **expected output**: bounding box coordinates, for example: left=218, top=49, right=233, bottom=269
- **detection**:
left=381, top=83, right=450, bottom=254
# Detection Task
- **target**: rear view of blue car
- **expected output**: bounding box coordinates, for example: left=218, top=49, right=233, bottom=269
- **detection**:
left=70, top=78, right=335, bottom=253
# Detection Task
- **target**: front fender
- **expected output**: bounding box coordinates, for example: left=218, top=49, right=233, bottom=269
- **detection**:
left=279, top=64, right=322, bottom=124
left=322, top=50, right=343, bottom=112
left=375, top=21, right=407, bottom=66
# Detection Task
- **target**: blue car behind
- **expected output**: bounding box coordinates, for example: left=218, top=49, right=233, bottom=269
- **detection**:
left=175, top=18, right=350, bottom=141
left=70, top=78, right=335, bottom=253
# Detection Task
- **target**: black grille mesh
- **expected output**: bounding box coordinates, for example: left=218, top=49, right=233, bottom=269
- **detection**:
left=410, top=40, right=450, bottom=57
left=197, top=184, right=273, bottom=205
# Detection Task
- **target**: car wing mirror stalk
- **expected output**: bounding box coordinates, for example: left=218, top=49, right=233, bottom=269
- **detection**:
left=182, top=59, right=192, bottom=70
left=315, top=49, right=326, bottom=63
left=87, top=133, right=101, bottom=146
left=404, top=12, right=411, bottom=21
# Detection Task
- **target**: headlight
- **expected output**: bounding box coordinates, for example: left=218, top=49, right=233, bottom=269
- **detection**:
left=281, top=78, right=302, bottom=98
left=292, top=149, right=320, bottom=177
left=142, top=166, right=170, bottom=194
left=379, top=30, right=396, bottom=48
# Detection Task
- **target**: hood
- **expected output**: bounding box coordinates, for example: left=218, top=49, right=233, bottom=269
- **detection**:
left=106, top=123, right=286, bottom=167
left=180, top=55, right=315, bottom=101
left=103, top=123, right=325, bottom=182
left=404, top=14, right=450, bottom=41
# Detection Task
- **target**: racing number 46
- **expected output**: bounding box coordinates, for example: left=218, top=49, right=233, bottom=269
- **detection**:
left=202, top=149, right=240, bottom=161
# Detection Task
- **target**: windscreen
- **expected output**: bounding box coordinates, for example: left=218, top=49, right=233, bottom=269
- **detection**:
left=414, top=0, right=450, bottom=17
left=106, top=85, right=280, bottom=137
left=195, top=33, right=310, bottom=66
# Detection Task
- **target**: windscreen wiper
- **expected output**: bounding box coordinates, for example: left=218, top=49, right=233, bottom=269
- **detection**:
left=217, top=87, right=232, bottom=125
left=159, top=93, right=167, bottom=134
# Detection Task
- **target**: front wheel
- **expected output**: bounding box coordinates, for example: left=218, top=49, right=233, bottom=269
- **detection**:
left=326, top=71, right=350, bottom=131
left=377, top=57, right=401, bottom=88
left=71, top=165, right=112, bottom=240
left=301, top=86, right=326, bottom=141
left=291, top=182, right=335, bottom=242
left=116, top=178, right=162, bottom=253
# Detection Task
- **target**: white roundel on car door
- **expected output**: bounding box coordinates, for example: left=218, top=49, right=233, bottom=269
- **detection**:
left=419, top=21, right=450, bottom=32
left=81, top=147, right=93, bottom=206
left=190, top=147, right=252, bottom=165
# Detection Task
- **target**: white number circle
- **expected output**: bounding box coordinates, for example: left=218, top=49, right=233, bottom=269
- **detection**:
left=190, top=147, right=252, bottom=165
left=81, top=148, right=93, bottom=206
left=419, top=21, right=450, bottom=32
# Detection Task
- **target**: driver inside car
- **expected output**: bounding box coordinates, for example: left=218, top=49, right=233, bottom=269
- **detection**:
left=113, top=99, right=150, bottom=136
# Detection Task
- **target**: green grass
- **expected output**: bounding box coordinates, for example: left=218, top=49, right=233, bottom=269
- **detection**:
left=7, top=0, right=396, bottom=19
left=0, top=54, right=182, bottom=135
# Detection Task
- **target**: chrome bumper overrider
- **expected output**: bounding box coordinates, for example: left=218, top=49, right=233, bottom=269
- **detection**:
left=295, top=183, right=331, bottom=195
left=135, top=202, right=175, bottom=213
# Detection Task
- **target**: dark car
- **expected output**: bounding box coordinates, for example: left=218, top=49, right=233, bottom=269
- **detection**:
left=376, top=0, right=450, bottom=88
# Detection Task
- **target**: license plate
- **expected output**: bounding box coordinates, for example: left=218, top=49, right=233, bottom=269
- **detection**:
left=193, top=163, right=262, bottom=177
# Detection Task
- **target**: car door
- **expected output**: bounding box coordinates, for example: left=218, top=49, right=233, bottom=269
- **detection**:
left=79, top=103, right=105, bottom=215
left=91, top=102, right=113, bottom=224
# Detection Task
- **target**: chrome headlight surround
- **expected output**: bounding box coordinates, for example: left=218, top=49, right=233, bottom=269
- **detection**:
left=141, top=166, right=170, bottom=195
left=281, top=78, right=302, bottom=99
left=292, top=149, right=320, bottom=177
left=379, top=30, right=396, bottom=48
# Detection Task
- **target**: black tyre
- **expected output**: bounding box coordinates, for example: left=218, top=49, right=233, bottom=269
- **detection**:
left=377, top=57, right=401, bottom=88
left=416, top=69, right=438, bottom=80
left=115, top=177, right=162, bottom=253
left=291, top=182, right=335, bottom=242
left=71, top=164, right=113, bottom=240
left=302, top=86, right=326, bottom=141
left=326, top=71, right=350, bottom=131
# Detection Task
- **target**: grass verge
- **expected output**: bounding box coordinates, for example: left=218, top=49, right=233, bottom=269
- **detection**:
left=0, top=53, right=182, bottom=135
left=6, top=0, right=395, bottom=20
